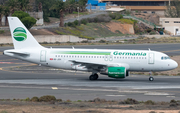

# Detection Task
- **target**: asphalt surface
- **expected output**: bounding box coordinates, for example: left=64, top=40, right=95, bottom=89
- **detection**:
left=0, top=44, right=180, bottom=101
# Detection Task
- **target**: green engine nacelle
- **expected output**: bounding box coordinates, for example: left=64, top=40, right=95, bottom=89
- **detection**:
left=108, top=67, right=126, bottom=78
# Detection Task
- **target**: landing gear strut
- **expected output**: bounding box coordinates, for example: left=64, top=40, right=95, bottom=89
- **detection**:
left=89, top=73, right=99, bottom=80
left=149, top=72, right=154, bottom=81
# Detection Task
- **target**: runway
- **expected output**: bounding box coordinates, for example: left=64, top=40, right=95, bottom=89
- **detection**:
left=0, top=44, right=180, bottom=102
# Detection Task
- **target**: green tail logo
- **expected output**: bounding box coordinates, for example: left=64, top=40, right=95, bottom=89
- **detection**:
left=13, top=27, right=27, bottom=41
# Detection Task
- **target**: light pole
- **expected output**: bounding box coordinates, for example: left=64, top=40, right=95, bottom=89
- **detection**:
left=77, top=7, right=79, bottom=20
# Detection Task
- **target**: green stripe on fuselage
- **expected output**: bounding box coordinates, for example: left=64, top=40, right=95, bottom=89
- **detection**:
left=51, top=51, right=111, bottom=55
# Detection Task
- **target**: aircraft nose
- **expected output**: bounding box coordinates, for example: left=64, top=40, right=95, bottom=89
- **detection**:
left=172, top=60, right=178, bottom=69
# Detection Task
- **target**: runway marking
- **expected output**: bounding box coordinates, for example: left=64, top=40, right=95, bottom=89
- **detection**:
left=52, top=87, right=58, bottom=90
left=166, top=96, right=176, bottom=98
left=0, top=62, right=13, bottom=64
left=161, top=49, right=180, bottom=53
left=144, top=92, right=173, bottom=96
left=0, top=59, right=18, bottom=61
left=106, top=95, right=126, bottom=97
left=0, top=64, right=37, bottom=72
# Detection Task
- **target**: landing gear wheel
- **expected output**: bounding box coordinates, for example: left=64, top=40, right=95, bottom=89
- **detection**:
left=89, top=74, right=98, bottom=80
left=149, top=77, right=154, bottom=81
left=94, top=73, right=99, bottom=79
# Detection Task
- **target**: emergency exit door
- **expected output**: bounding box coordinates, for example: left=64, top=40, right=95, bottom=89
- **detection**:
left=40, top=50, right=46, bottom=62
left=148, top=53, right=154, bottom=64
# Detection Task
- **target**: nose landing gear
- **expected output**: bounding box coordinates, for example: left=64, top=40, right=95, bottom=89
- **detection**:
left=149, top=72, right=154, bottom=81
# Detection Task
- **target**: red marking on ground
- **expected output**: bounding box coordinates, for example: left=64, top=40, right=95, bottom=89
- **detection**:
left=0, top=62, right=13, bottom=64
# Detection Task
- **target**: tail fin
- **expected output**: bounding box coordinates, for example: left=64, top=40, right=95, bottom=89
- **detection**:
left=8, top=17, right=43, bottom=49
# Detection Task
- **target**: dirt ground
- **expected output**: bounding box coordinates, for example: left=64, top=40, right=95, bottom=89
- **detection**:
left=106, top=21, right=134, bottom=34
left=0, top=101, right=180, bottom=113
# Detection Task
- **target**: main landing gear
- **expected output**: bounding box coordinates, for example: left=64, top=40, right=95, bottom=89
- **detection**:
left=89, top=73, right=99, bottom=80
left=149, top=72, right=154, bottom=81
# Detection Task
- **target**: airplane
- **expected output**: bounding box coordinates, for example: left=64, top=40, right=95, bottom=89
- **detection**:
left=3, top=17, right=178, bottom=81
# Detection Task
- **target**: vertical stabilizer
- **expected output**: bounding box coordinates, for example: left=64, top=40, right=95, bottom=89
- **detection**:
left=8, top=17, right=43, bottom=49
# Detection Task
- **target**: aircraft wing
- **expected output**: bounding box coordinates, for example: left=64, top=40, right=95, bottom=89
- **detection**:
left=69, top=60, right=107, bottom=66
left=69, top=60, right=130, bottom=70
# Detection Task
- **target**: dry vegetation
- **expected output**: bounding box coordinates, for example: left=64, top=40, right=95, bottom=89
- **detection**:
left=0, top=97, right=180, bottom=113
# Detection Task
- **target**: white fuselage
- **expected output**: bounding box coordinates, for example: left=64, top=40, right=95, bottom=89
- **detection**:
left=4, top=47, right=178, bottom=72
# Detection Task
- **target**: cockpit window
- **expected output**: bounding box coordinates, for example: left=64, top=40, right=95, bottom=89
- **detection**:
left=161, top=56, right=171, bottom=60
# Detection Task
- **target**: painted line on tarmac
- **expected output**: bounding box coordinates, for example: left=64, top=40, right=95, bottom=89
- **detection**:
left=52, top=87, right=58, bottom=90
left=106, top=95, right=126, bottom=97
left=166, top=96, right=176, bottom=98
left=0, top=62, right=13, bottom=64
left=0, top=68, right=2, bottom=70
left=144, top=92, right=173, bottom=96
left=161, top=49, right=180, bottom=53
left=0, top=59, right=18, bottom=61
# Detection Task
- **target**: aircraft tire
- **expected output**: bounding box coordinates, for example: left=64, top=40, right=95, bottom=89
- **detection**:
left=89, top=74, right=98, bottom=80
left=94, top=73, right=99, bottom=79
left=149, top=77, right=154, bottom=81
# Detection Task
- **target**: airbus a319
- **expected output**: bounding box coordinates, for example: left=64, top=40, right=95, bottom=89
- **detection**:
left=3, top=17, right=178, bottom=81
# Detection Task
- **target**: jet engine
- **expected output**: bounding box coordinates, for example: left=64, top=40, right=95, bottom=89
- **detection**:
left=101, top=67, right=128, bottom=78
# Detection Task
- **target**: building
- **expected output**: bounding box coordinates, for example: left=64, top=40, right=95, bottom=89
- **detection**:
left=101, top=0, right=169, bottom=11
left=159, top=18, right=180, bottom=35
left=87, top=0, right=170, bottom=13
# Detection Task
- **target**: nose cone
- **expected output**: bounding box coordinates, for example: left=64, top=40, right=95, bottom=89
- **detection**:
left=171, top=60, right=178, bottom=69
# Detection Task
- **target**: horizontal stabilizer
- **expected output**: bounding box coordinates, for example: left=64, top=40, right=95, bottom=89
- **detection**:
left=4, top=50, right=30, bottom=56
